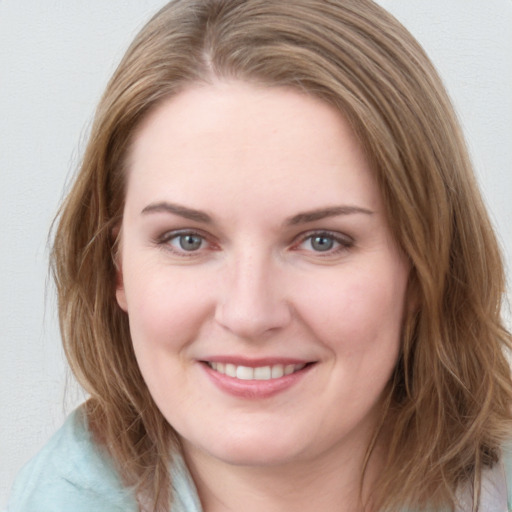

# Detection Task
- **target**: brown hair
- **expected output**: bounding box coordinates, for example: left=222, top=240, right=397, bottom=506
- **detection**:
left=51, top=1, right=512, bottom=510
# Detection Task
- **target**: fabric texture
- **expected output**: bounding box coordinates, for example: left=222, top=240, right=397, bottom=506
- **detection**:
left=4, top=409, right=201, bottom=512
left=4, top=409, right=512, bottom=511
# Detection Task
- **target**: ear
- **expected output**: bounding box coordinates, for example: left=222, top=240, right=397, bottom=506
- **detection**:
left=112, top=224, right=128, bottom=312
left=115, top=265, right=128, bottom=312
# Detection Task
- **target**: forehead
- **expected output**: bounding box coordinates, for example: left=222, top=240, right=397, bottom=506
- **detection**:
left=125, top=81, right=381, bottom=218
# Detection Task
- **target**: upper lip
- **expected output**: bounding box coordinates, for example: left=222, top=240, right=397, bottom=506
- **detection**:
left=200, top=356, right=314, bottom=367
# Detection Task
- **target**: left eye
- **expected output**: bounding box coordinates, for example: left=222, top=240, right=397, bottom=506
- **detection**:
left=307, top=234, right=337, bottom=252
left=297, top=232, right=352, bottom=254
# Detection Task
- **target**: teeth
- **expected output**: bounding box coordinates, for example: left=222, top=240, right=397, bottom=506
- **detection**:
left=225, top=363, right=236, bottom=378
left=207, top=362, right=306, bottom=380
left=254, top=366, right=271, bottom=380
left=271, top=365, right=284, bottom=378
left=236, top=366, right=254, bottom=380
left=284, top=364, right=295, bottom=376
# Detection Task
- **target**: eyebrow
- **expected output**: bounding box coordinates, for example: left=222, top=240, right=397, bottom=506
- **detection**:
left=141, top=201, right=373, bottom=225
left=285, top=206, right=373, bottom=225
left=141, top=202, right=212, bottom=223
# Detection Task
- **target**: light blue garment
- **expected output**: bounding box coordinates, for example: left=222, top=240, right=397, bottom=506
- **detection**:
left=4, top=409, right=202, bottom=512
left=4, top=408, right=512, bottom=511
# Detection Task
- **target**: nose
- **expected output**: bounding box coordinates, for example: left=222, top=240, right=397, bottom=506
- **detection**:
left=214, top=251, right=292, bottom=340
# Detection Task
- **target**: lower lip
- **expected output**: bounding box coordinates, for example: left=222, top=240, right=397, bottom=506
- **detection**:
left=201, top=363, right=314, bottom=399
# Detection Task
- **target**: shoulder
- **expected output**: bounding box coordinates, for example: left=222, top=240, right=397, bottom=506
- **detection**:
left=169, top=453, right=203, bottom=512
left=476, top=442, right=512, bottom=511
left=455, top=444, right=512, bottom=512
left=502, top=442, right=512, bottom=509
left=5, top=407, right=138, bottom=512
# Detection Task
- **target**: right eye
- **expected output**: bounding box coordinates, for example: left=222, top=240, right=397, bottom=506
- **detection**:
left=170, top=233, right=205, bottom=252
left=157, top=230, right=211, bottom=257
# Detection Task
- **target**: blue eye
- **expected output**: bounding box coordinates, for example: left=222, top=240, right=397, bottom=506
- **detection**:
left=297, top=231, right=353, bottom=255
left=309, top=235, right=336, bottom=252
left=167, top=233, right=205, bottom=252
left=176, top=234, right=203, bottom=251
left=156, top=229, right=221, bottom=258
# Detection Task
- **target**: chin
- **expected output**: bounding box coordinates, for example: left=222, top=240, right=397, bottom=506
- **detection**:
left=211, top=445, right=302, bottom=468
left=186, top=429, right=309, bottom=468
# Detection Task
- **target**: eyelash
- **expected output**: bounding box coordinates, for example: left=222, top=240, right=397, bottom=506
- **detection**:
left=155, top=229, right=354, bottom=258
left=293, top=230, right=354, bottom=256
left=156, top=229, right=215, bottom=257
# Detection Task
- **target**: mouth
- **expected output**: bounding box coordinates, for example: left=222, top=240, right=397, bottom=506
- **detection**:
left=204, top=361, right=308, bottom=381
left=200, top=359, right=316, bottom=398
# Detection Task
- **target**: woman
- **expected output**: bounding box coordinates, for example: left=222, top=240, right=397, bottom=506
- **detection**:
left=6, top=0, right=512, bottom=511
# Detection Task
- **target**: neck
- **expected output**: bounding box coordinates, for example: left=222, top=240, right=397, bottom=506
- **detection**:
left=182, top=434, right=382, bottom=512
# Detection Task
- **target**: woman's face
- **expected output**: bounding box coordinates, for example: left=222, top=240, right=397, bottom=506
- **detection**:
left=116, top=81, right=409, bottom=468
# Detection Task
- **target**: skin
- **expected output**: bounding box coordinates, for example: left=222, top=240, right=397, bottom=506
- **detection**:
left=116, top=81, right=410, bottom=511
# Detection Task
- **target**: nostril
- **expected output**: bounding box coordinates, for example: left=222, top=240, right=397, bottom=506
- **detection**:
left=214, top=297, right=291, bottom=339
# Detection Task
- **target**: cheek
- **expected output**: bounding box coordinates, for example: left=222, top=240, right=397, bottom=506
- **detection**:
left=122, top=266, right=215, bottom=411
left=122, top=262, right=214, bottom=352
left=295, top=264, right=407, bottom=357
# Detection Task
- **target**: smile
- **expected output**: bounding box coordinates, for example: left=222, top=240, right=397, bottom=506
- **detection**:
left=206, top=362, right=307, bottom=380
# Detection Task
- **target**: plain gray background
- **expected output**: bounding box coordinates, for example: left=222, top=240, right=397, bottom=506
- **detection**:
left=1, top=1, right=511, bottom=506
